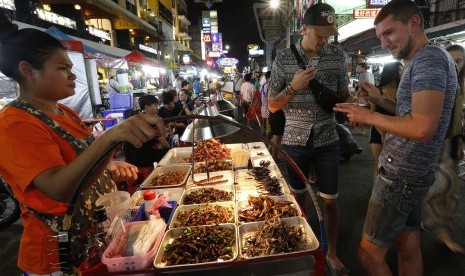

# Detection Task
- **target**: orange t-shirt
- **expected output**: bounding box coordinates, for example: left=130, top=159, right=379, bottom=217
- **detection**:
left=0, top=104, right=90, bottom=274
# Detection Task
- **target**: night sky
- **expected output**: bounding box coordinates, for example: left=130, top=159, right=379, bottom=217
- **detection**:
left=187, top=0, right=263, bottom=71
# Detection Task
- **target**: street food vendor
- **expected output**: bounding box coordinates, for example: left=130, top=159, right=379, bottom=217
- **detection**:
left=0, top=13, right=166, bottom=275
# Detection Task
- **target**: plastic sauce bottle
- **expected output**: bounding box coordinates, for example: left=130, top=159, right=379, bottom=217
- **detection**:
left=143, top=190, right=157, bottom=218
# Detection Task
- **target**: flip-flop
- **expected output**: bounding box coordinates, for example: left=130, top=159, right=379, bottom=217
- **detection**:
left=326, top=260, right=350, bottom=276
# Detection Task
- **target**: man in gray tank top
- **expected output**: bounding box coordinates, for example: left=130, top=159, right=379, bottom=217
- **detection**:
left=334, top=0, right=457, bottom=275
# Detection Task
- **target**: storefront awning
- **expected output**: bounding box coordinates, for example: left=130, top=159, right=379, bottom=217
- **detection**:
left=124, top=50, right=164, bottom=68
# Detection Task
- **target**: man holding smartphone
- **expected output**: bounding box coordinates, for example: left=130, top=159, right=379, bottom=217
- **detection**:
left=268, top=3, right=349, bottom=275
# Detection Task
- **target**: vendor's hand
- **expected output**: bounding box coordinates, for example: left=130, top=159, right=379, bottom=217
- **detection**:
left=358, top=82, right=383, bottom=105
left=289, top=67, right=317, bottom=91
left=107, top=113, right=165, bottom=148
left=333, top=103, right=373, bottom=125
left=108, top=161, right=138, bottom=182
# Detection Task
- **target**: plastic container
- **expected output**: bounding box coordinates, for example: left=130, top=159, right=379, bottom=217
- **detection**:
left=101, top=220, right=166, bottom=272
left=143, top=190, right=156, bottom=217
left=131, top=201, right=177, bottom=226
left=96, top=191, right=131, bottom=221
left=109, top=92, right=133, bottom=109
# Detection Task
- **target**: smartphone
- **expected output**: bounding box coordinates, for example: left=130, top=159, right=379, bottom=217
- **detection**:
left=307, top=57, right=319, bottom=69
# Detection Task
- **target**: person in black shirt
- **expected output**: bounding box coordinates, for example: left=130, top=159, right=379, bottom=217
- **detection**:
left=123, top=95, right=170, bottom=167
left=158, top=90, right=187, bottom=137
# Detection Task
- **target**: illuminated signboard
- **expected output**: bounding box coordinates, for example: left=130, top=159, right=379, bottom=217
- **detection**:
left=248, top=44, right=263, bottom=56
left=353, top=8, right=381, bottom=18
left=217, top=58, right=239, bottom=67
left=202, top=18, right=211, bottom=27
left=203, top=33, right=211, bottom=42
left=248, top=44, right=259, bottom=50
left=202, top=18, right=211, bottom=32
left=35, top=8, right=77, bottom=29
left=208, top=51, right=221, bottom=57
left=366, top=0, right=390, bottom=8
left=139, top=44, right=157, bottom=54
left=0, top=0, right=15, bottom=10
left=88, top=26, right=111, bottom=41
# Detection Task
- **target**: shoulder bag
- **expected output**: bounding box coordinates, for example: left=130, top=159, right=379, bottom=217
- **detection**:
left=290, top=44, right=345, bottom=112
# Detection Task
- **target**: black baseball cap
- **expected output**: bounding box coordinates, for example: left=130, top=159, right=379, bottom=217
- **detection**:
left=303, top=3, right=338, bottom=37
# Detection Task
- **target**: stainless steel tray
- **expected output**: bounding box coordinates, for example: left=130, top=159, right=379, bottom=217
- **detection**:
left=158, top=147, right=193, bottom=166
left=180, top=184, right=235, bottom=205
left=169, top=201, right=236, bottom=229
left=154, top=223, right=238, bottom=269
left=236, top=195, right=302, bottom=223
left=238, top=217, right=319, bottom=259
left=186, top=170, right=235, bottom=188
left=140, top=164, right=191, bottom=189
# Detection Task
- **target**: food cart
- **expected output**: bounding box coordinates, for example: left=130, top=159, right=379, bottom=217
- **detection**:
left=76, top=112, right=326, bottom=276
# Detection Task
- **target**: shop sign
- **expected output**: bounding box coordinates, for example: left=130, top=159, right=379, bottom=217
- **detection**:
left=208, top=51, right=221, bottom=57
left=202, top=18, right=211, bottom=27
left=366, top=0, right=391, bottom=8
left=248, top=44, right=259, bottom=50
left=217, top=57, right=238, bottom=67
left=88, top=26, right=110, bottom=41
left=211, top=33, right=220, bottom=43
left=248, top=45, right=263, bottom=56
left=203, top=33, right=211, bottom=42
left=0, top=0, right=15, bottom=10
left=212, top=42, right=222, bottom=52
left=353, top=8, right=381, bottom=18
left=139, top=44, right=157, bottom=54
left=35, top=7, right=76, bottom=29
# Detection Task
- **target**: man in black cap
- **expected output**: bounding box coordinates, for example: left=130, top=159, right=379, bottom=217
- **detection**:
left=268, top=2, right=349, bottom=275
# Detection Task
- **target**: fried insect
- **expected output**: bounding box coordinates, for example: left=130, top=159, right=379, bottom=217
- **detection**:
left=247, top=167, right=284, bottom=196
left=150, top=171, right=186, bottom=186
left=183, top=187, right=233, bottom=205
left=193, top=160, right=233, bottom=173
left=162, top=226, right=235, bottom=265
left=259, top=160, right=271, bottom=167
left=242, top=217, right=307, bottom=257
left=173, top=204, right=234, bottom=227
left=238, top=195, right=298, bottom=222
left=193, top=175, right=229, bottom=186
left=183, top=139, right=232, bottom=162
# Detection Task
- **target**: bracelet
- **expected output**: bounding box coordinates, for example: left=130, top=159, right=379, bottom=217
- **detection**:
left=288, top=83, right=297, bottom=93
left=285, top=84, right=295, bottom=95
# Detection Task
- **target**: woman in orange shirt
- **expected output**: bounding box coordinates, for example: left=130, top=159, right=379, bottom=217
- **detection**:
left=0, top=13, right=165, bottom=275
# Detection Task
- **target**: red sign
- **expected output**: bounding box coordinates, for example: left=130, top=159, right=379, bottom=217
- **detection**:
left=353, top=8, right=381, bottom=19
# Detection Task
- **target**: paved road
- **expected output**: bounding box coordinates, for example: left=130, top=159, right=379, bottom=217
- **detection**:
left=1, top=126, right=464, bottom=275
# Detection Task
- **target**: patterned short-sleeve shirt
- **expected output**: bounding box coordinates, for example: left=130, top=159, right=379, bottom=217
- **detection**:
left=269, top=39, right=348, bottom=147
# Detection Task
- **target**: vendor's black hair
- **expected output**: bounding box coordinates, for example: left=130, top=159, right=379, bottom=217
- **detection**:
left=244, top=73, right=252, bottom=82
left=162, top=91, right=175, bottom=105
left=378, top=61, right=403, bottom=88
left=138, top=95, right=158, bottom=110
left=0, top=11, right=66, bottom=83
left=181, top=80, right=189, bottom=87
